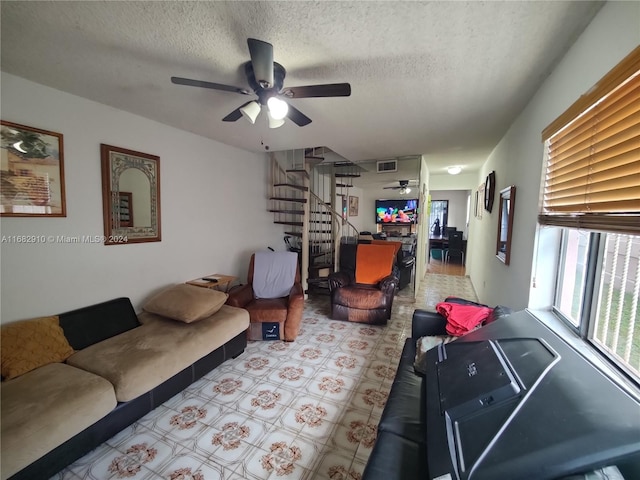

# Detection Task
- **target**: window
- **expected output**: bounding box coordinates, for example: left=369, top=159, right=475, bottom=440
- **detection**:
left=542, top=47, right=640, bottom=380
left=592, top=233, right=640, bottom=376
left=554, top=230, right=640, bottom=378
left=555, top=229, right=590, bottom=326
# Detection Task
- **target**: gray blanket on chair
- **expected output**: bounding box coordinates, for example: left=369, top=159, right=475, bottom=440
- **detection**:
left=253, top=251, right=298, bottom=299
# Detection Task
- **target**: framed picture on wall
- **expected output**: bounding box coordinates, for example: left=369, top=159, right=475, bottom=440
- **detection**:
left=349, top=195, right=359, bottom=216
left=0, top=121, right=66, bottom=216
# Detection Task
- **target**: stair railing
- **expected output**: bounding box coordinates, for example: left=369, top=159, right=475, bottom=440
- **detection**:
left=309, top=190, right=358, bottom=275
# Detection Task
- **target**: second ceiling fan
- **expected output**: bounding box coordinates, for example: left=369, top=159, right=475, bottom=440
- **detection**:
left=171, top=38, right=351, bottom=128
left=384, top=180, right=417, bottom=194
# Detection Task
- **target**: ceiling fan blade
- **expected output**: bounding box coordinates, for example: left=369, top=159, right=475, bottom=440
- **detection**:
left=247, top=38, right=274, bottom=88
left=383, top=186, right=400, bottom=189
left=222, top=101, right=253, bottom=122
left=282, top=83, right=351, bottom=98
left=286, top=103, right=312, bottom=127
left=171, top=76, right=250, bottom=95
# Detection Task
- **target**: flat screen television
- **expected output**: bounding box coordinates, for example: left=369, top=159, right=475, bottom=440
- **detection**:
left=375, top=198, right=418, bottom=224
left=425, top=310, right=640, bottom=480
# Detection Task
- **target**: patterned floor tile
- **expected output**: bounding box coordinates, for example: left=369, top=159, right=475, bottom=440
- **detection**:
left=48, top=469, right=81, bottom=480
left=57, top=273, right=476, bottom=478
left=311, top=448, right=362, bottom=480
left=150, top=451, right=229, bottom=480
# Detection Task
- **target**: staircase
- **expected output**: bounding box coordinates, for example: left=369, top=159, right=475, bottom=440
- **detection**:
left=269, top=149, right=359, bottom=295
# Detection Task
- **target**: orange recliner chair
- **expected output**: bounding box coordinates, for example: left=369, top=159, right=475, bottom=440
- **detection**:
left=328, top=243, right=399, bottom=324
left=226, top=252, right=304, bottom=341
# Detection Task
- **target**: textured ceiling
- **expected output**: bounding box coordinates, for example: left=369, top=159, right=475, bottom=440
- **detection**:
left=0, top=1, right=603, bottom=174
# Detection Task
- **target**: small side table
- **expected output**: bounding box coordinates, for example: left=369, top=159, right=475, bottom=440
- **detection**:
left=186, top=274, right=238, bottom=293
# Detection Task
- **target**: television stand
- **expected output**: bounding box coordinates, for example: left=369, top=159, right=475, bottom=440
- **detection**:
left=379, top=224, right=415, bottom=236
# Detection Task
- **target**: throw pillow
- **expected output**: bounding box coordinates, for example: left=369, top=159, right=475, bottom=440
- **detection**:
left=414, top=335, right=455, bottom=375
left=143, top=284, right=228, bottom=323
left=1, top=315, right=75, bottom=380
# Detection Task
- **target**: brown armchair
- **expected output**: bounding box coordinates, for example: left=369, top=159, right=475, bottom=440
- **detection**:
left=226, top=253, right=304, bottom=341
left=328, top=244, right=399, bottom=325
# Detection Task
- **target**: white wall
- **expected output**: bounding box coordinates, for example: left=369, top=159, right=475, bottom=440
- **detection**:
left=428, top=173, right=477, bottom=191
left=0, top=73, right=284, bottom=322
left=416, top=156, right=431, bottom=287
left=466, top=1, right=640, bottom=310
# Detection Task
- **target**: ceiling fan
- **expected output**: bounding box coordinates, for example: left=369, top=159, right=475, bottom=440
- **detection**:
left=171, top=38, right=351, bottom=128
left=383, top=180, right=417, bottom=195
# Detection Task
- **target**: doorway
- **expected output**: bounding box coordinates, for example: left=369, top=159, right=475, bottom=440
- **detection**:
left=429, top=200, right=448, bottom=236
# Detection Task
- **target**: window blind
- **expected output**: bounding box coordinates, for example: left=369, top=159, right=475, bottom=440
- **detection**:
left=540, top=46, right=640, bottom=234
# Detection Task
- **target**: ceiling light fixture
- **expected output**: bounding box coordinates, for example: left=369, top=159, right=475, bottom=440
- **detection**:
left=267, top=111, right=285, bottom=129
left=240, top=101, right=261, bottom=124
left=267, top=97, right=288, bottom=120
left=400, top=187, right=411, bottom=195
left=447, top=166, right=462, bottom=175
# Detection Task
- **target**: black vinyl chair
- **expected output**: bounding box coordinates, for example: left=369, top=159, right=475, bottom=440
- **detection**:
left=445, top=226, right=457, bottom=237
left=445, top=231, right=465, bottom=264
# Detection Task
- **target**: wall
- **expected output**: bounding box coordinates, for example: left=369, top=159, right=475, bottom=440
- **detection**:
left=0, top=73, right=284, bottom=322
left=428, top=172, right=477, bottom=191
left=466, top=1, right=640, bottom=310
left=416, top=156, right=431, bottom=286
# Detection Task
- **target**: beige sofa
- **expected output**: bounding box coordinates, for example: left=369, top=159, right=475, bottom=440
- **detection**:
left=1, top=285, right=249, bottom=480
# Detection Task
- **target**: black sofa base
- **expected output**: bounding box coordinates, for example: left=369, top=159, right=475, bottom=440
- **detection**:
left=363, top=308, right=639, bottom=480
left=10, top=331, right=247, bottom=480
left=363, top=337, right=425, bottom=480
left=363, top=309, right=448, bottom=479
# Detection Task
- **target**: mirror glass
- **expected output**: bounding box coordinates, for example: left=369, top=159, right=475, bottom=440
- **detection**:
left=496, top=185, right=516, bottom=265
left=428, top=200, right=448, bottom=236
left=101, top=144, right=161, bottom=245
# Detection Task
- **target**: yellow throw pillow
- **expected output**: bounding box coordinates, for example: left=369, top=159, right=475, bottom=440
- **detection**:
left=1, top=315, right=75, bottom=380
left=143, top=284, right=228, bottom=323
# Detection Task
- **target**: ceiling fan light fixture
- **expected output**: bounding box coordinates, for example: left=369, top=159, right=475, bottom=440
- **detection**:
left=267, top=96, right=288, bottom=120
left=240, top=101, right=261, bottom=124
left=447, top=166, right=462, bottom=175
left=267, top=111, right=285, bottom=129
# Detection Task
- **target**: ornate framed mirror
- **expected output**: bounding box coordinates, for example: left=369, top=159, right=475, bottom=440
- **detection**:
left=496, top=185, right=515, bottom=265
left=100, top=144, right=161, bottom=245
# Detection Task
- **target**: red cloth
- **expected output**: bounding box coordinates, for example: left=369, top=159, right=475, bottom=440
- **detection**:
left=436, top=302, right=493, bottom=336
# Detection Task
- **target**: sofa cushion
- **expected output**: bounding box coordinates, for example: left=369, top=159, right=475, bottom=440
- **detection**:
left=59, top=297, right=140, bottom=350
left=68, top=305, right=249, bottom=402
left=1, top=315, right=75, bottom=380
left=362, top=430, right=425, bottom=480
left=143, top=284, right=228, bottom=323
left=245, top=298, right=289, bottom=322
left=0, top=362, right=116, bottom=479
left=377, top=339, right=425, bottom=444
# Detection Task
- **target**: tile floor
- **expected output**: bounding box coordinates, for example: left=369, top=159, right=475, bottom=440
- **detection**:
left=53, top=274, right=477, bottom=480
